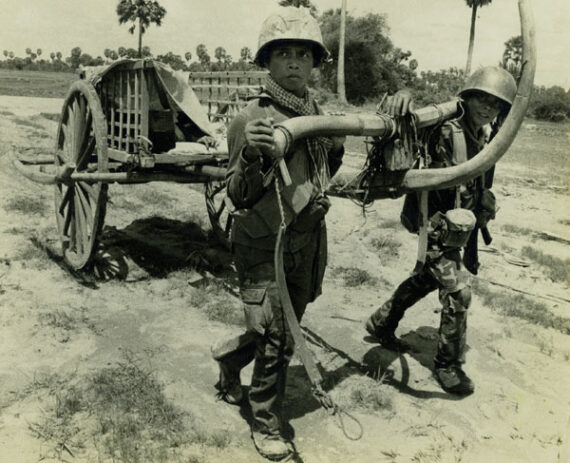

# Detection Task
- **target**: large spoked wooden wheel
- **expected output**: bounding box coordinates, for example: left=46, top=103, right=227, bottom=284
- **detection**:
left=205, top=180, right=232, bottom=249
left=54, top=80, right=109, bottom=270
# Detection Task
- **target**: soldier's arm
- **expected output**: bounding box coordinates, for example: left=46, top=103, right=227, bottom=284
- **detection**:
left=225, top=113, right=265, bottom=209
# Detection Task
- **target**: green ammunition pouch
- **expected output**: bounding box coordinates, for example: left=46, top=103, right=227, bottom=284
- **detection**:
left=434, top=208, right=476, bottom=248
left=231, top=180, right=316, bottom=238
left=290, top=194, right=330, bottom=233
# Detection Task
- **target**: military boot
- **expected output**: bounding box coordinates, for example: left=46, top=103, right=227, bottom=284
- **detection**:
left=434, top=365, right=475, bottom=396
left=215, top=360, right=243, bottom=405
left=365, top=317, right=412, bottom=352
left=251, top=431, right=293, bottom=461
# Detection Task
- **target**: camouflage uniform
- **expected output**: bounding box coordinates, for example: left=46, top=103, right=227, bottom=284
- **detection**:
left=368, top=116, right=488, bottom=368
left=219, top=86, right=343, bottom=436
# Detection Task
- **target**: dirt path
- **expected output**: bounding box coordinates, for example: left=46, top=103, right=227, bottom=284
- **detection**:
left=0, top=95, right=569, bottom=463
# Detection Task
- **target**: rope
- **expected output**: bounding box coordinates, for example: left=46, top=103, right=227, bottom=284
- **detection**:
left=479, top=245, right=531, bottom=267
left=273, top=176, right=363, bottom=441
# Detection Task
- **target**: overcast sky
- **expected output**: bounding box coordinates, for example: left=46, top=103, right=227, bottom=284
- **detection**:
left=1, top=0, right=568, bottom=88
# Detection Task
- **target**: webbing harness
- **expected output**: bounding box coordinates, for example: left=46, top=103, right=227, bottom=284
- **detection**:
left=413, top=120, right=467, bottom=273
left=273, top=177, right=363, bottom=441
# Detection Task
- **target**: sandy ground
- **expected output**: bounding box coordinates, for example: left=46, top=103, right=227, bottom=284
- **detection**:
left=0, top=94, right=569, bottom=463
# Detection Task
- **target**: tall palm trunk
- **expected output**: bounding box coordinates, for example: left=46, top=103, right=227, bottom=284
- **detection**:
left=138, top=17, right=143, bottom=58
left=465, top=4, right=478, bottom=76
left=337, top=0, right=347, bottom=104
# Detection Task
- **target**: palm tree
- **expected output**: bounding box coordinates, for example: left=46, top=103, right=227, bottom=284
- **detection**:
left=278, top=0, right=317, bottom=17
left=464, top=0, right=492, bottom=76
left=337, top=0, right=347, bottom=104
left=116, top=0, right=166, bottom=58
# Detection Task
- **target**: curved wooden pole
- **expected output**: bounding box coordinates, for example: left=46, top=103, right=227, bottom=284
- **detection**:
left=273, top=0, right=535, bottom=195
left=273, top=100, right=460, bottom=156
left=401, top=0, right=535, bottom=192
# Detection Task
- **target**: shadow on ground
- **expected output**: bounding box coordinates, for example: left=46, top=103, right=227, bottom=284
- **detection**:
left=361, top=326, right=462, bottom=401
left=31, top=216, right=234, bottom=287
left=93, top=216, right=233, bottom=280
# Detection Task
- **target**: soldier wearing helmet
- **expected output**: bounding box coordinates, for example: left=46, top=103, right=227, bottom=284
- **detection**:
left=365, top=66, right=517, bottom=396
left=211, top=7, right=345, bottom=461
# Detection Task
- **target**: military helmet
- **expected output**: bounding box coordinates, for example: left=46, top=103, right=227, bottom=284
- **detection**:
left=254, top=7, right=330, bottom=67
left=459, top=66, right=517, bottom=107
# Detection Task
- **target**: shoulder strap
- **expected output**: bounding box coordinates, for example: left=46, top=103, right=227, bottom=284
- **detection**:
left=445, top=119, right=468, bottom=165
left=412, top=190, right=429, bottom=274
left=444, top=119, right=467, bottom=208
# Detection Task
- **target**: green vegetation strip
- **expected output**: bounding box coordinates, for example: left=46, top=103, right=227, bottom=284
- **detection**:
left=27, top=354, right=230, bottom=462
left=473, top=279, right=570, bottom=335
left=521, top=245, right=570, bottom=284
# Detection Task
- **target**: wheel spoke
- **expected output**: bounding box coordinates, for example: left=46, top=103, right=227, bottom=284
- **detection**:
left=213, top=199, right=226, bottom=220
left=66, top=194, right=76, bottom=249
left=76, top=183, right=94, bottom=227
left=81, top=182, right=100, bottom=203
left=77, top=136, right=96, bottom=169
left=58, top=185, right=73, bottom=216
left=76, top=108, right=93, bottom=168
left=54, top=149, right=66, bottom=166
left=69, top=100, right=77, bottom=160
left=73, top=193, right=85, bottom=255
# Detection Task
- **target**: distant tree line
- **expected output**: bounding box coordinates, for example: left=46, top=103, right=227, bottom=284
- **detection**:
left=0, top=11, right=567, bottom=121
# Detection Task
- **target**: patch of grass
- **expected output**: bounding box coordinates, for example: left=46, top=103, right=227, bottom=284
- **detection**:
left=3, top=195, right=47, bottom=215
left=537, top=336, right=554, bottom=357
left=331, top=375, right=393, bottom=413
left=38, top=310, right=77, bottom=331
left=37, top=307, right=101, bottom=337
left=12, top=117, right=45, bottom=131
left=379, top=218, right=403, bottom=229
left=0, top=110, right=15, bottom=116
left=40, top=112, right=60, bottom=122
left=501, top=223, right=532, bottom=236
left=369, top=233, right=401, bottom=259
left=0, top=69, right=76, bottom=98
left=13, top=242, right=45, bottom=261
left=411, top=443, right=445, bottom=463
left=191, top=280, right=244, bottom=326
left=559, top=219, right=570, bottom=226
left=521, top=245, right=570, bottom=284
left=330, top=266, right=379, bottom=287
left=135, top=187, right=174, bottom=209
left=28, top=353, right=227, bottom=462
left=472, top=279, right=570, bottom=335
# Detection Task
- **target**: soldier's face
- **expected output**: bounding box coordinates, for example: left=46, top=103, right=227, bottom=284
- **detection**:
left=268, top=42, right=313, bottom=97
left=465, top=93, right=502, bottom=128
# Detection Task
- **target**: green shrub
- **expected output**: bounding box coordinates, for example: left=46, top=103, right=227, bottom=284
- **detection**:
left=521, top=246, right=570, bottom=284
left=473, top=279, right=570, bottom=334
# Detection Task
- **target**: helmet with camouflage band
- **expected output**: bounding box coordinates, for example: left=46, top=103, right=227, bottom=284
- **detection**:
left=459, top=66, right=517, bottom=107
left=254, top=6, right=330, bottom=67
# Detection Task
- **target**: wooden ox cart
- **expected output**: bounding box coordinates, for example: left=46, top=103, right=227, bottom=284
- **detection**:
left=13, top=59, right=241, bottom=270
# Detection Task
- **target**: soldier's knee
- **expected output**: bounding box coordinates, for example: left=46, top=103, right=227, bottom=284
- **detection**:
left=450, top=287, right=471, bottom=312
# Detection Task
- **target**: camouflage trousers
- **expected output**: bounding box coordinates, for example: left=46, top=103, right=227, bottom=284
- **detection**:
left=369, top=247, right=472, bottom=366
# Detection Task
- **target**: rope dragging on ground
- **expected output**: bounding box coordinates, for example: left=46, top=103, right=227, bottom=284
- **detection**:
left=479, top=245, right=531, bottom=267
left=273, top=178, right=363, bottom=441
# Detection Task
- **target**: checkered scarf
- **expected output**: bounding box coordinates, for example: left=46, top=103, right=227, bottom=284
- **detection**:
left=265, top=75, right=332, bottom=190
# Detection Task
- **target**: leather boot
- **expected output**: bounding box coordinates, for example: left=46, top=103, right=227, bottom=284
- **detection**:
left=215, top=360, right=243, bottom=405
left=251, top=431, right=293, bottom=461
